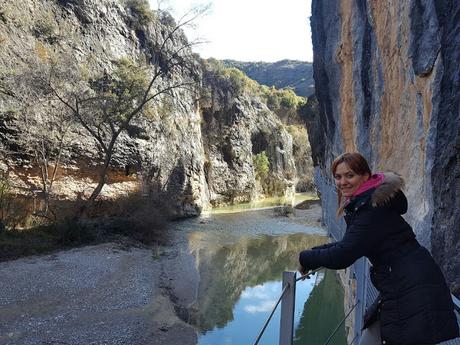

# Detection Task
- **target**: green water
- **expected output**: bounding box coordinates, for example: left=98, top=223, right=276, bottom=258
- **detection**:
left=206, top=192, right=318, bottom=214
left=176, top=206, right=347, bottom=344
left=294, top=270, right=348, bottom=345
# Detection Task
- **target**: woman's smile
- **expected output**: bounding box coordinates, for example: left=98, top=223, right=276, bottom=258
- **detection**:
left=334, top=162, right=369, bottom=197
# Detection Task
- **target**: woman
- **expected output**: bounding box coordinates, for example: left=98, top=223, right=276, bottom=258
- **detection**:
left=298, top=152, right=459, bottom=345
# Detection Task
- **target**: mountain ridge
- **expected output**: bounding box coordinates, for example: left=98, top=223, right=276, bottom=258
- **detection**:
left=222, top=59, right=315, bottom=97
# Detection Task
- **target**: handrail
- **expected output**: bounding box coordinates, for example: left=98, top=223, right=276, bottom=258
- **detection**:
left=323, top=300, right=359, bottom=345
left=349, top=334, right=359, bottom=345
left=253, top=268, right=361, bottom=345
left=253, top=283, right=290, bottom=345
left=253, top=268, right=322, bottom=345
left=296, top=267, right=323, bottom=282
left=452, top=294, right=460, bottom=313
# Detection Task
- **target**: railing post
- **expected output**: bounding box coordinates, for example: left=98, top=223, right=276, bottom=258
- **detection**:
left=279, top=271, right=296, bottom=345
left=353, top=258, right=367, bottom=342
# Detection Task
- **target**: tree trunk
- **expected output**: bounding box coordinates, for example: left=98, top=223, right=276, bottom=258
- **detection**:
left=74, top=136, right=118, bottom=218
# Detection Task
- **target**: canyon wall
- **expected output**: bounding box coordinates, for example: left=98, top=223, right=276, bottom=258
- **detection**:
left=309, top=0, right=459, bottom=294
left=0, top=0, right=305, bottom=218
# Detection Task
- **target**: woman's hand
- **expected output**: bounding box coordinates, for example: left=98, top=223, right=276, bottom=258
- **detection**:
left=298, top=264, right=308, bottom=276
left=298, top=263, right=312, bottom=280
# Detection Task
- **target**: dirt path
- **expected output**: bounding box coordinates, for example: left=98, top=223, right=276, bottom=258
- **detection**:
left=0, top=240, right=198, bottom=345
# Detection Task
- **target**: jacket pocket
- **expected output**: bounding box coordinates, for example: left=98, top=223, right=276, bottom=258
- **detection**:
left=370, top=265, right=395, bottom=294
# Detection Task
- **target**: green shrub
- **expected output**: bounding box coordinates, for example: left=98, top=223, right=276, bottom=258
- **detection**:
left=205, top=59, right=261, bottom=96
left=262, top=87, right=306, bottom=113
left=279, top=88, right=299, bottom=108
left=0, top=226, right=56, bottom=259
left=253, top=151, right=270, bottom=179
left=89, top=57, right=149, bottom=121
left=125, top=0, right=155, bottom=28
left=110, top=194, right=167, bottom=243
left=56, top=218, right=95, bottom=246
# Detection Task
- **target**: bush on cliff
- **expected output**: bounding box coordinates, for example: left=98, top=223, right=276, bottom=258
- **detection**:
left=253, top=151, right=270, bottom=180
left=261, top=86, right=306, bottom=113
left=204, top=59, right=260, bottom=96
left=202, top=58, right=307, bottom=122
left=125, top=0, right=156, bottom=28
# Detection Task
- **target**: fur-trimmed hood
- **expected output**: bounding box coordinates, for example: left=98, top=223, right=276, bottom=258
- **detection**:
left=371, top=172, right=405, bottom=208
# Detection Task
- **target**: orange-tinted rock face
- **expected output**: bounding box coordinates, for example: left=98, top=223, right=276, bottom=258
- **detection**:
left=338, top=0, right=357, bottom=152
left=310, top=0, right=459, bottom=296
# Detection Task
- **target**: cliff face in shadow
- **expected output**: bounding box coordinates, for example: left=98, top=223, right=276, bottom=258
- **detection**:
left=309, top=0, right=459, bottom=295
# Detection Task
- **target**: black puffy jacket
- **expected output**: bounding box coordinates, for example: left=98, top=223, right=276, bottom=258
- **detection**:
left=299, top=173, right=459, bottom=345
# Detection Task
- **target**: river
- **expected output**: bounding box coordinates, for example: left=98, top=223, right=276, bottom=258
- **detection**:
left=170, top=196, right=348, bottom=345
left=0, top=196, right=348, bottom=345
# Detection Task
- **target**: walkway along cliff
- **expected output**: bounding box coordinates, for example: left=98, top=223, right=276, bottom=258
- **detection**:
left=307, top=0, right=459, bottom=301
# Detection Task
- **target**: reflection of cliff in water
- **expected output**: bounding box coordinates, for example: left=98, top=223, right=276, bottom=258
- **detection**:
left=187, top=232, right=327, bottom=332
left=294, top=269, right=347, bottom=345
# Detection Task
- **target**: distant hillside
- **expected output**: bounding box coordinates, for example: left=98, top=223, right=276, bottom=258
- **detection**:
left=222, top=59, right=315, bottom=97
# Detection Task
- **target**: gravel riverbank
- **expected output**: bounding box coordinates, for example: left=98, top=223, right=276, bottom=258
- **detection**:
left=0, top=240, right=198, bottom=345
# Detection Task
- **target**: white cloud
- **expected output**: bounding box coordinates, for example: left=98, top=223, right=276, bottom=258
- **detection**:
left=240, top=282, right=280, bottom=313
left=241, top=282, right=278, bottom=299
left=244, top=300, right=276, bottom=313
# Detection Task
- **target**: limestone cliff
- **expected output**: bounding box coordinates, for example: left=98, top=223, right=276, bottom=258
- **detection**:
left=309, top=0, right=459, bottom=295
left=0, top=0, right=299, bottom=218
left=220, top=60, right=316, bottom=192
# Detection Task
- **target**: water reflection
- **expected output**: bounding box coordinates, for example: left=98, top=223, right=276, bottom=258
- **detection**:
left=294, top=270, right=347, bottom=345
left=188, top=232, right=326, bottom=332
left=206, top=192, right=318, bottom=214
left=176, top=208, right=346, bottom=344
left=197, top=278, right=317, bottom=345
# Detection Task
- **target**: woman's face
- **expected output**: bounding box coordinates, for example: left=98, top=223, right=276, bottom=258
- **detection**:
left=333, top=162, right=370, bottom=197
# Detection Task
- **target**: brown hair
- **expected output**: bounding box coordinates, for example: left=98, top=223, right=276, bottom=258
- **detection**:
left=331, top=152, right=372, bottom=217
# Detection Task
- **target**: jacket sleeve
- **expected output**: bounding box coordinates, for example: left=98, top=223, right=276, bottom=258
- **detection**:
left=299, top=206, right=387, bottom=270
left=311, top=242, right=335, bottom=250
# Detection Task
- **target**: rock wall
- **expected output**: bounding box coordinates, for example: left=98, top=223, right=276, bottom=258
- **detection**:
left=309, top=0, right=460, bottom=295
left=0, top=0, right=298, bottom=218
left=200, top=66, right=298, bottom=205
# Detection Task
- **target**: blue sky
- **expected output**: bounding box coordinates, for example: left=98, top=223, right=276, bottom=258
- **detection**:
left=149, top=0, right=313, bottom=62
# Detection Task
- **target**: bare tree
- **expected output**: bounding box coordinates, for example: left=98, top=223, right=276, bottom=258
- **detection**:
left=0, top=3, right=209, bottom=219
left=24, top=104, right=72, bottom=217
left=48, top=4, right=209, bottom=217
left=1, top=62, right=73, bottom=219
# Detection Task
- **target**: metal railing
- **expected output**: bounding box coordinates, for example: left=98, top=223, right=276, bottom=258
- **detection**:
left=252, top=238, right=460, bottom=345
left=323, top=300, right=358, bottom=345
left=253, top=268, right=358, bottom=345
left=253, top=274, right=292, bottom=345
